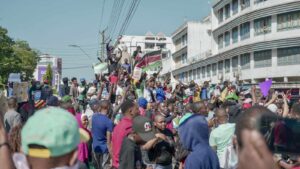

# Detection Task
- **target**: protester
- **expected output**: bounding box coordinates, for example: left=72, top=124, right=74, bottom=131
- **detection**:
left=70, top=77, right=79, bottom=104
left=41, top=79, right=53, bottom=101
left=209, top=108, right=235, bottom=168
left=4, top=97, right=22, bottom=133
left=76, top=113, right=92, bottom=169
left=148, top=114, right=175, bottom=169
left=119, top=116, right=156, bottom=169
left=178, top=114, right=220, bottom=169
left=91, top=100, right=114, bottom=169
left=60, top=77, right=70, bottom=97
left=14, top=107, right=88, bottom=169
left=111, top=100, right=139, bottom=169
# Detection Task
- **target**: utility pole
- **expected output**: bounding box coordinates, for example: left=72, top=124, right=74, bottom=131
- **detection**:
left=100, top=30, right=105, bottom=62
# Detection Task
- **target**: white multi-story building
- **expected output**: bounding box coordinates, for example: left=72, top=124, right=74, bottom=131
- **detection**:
left=176, top=0, right=300, bottom=84
left=118, top=33, right=175, bottom=77
left=33, top=54, right=62, bottom=89
left=171, top=17, right=213, bottom=83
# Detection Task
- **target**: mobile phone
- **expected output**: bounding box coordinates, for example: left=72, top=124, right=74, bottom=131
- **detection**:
left=257, top=114, right=300, bottom=155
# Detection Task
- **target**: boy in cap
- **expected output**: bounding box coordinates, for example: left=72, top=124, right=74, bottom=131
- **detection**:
left=12, top=107, right=89, bottom=169
left=119, top=116, right=161, bottom=169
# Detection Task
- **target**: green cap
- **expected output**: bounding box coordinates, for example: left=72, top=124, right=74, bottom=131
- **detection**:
left=21, top=107, right=80, bottom=158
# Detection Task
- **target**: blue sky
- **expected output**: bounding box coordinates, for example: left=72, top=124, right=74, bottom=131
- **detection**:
left=0, top=0, right=211, bottom=80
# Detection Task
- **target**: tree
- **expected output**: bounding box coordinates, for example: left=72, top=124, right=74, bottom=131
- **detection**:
left=0, top=26, right=39, bottom=84
left=13, top=40, right=39, bottom=81
left=43, top=64, right=53, bottom=86
left=0, top=26, right=18, bottom=84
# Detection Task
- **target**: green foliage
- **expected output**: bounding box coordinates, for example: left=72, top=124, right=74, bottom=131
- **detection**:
left=43, top=64, right=53, bottom=86
left=0, top=26, right=39, bottom=84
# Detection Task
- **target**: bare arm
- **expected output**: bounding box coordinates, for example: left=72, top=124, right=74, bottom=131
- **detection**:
left=106, top=131, right=112, bottom=156
left=264, top=93, right=277, bottom=107
left=282, top=94, right=289, bottom=118
left=141, top=137, right=159, bottom=151
left=251, top=85, right=257, bottom=105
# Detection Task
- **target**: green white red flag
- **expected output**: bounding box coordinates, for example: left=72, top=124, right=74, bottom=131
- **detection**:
left=135, top=50, right=162, bottom=71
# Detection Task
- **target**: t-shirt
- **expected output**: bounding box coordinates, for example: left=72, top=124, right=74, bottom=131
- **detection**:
left=209, top=123, right=235, bottom=168
left=148, top=129, right=175, bottom=165
left=109, top=75, right=118, bottom=84
left=112, top=117, right=133, bottom=168
left=119, top=137, right=143, bottom=169
left=91, top=113, right=114, bottom=153
left=4, top=109, right=22, bottom=133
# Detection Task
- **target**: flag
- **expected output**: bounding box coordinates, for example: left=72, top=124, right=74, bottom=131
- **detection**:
left=135, top=50, right=162, bottom=71
left=93, top=62, right=108, bottom=74
left=259, top=79, right=272, bottom=97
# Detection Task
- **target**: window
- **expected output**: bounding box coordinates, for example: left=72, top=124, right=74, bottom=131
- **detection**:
left=232, top=27, right=238, bottom=44
left=240, top=22, right=250, bottom=40
left=255, top=0, right=267, bottom=4
left=181, top=72, right=185, bottom=81
left=278, top=47, right=300, bottom=66
left=197, top=68, right=201, bottom=79
left=278, top=11, right=300, bottom=31
left=207, top=65, right=211, bottom=77
left=145, top=43, right=155, bottom=49
left=185, top=72, right=188, bottom=82
left=202, top=67, right=206, bottom=78
left=232, top=0, right=238, bottom=15
left=212, top=63, right=217, bottom=76
left=193, top=69, right=197, bottom=80
left=254, top=16, right=272, bottom=36
left=181, top=34, right=188, bottom=46
left=224, top=31, right=230, bottom=47
left=218, top=35, right=224, bottom=49
left=225, top=59, right=230, bottom=73
left=225, top=4, right=231, bottom=19
left=254, top=50, right=272, bottom=68
left=241, top=53, right=250, bottom=69
left=241, top=0, right=250, bottom=10
left=232, top=56, right=239, bottom=71
left=181, top=53, right=187, bottom=64
left=218, top=61, right=224, bottom=74
left=218, top=8, right=224, bottom=23
left=157, top=43, right=166, bottom=49
left=189, top=70, right=193, bottom=81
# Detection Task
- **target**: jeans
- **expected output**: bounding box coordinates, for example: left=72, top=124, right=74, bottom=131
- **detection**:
left=92, top=152, right=110, bottom=169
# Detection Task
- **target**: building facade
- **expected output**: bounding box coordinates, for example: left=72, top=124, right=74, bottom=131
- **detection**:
left=173, top=0, right=300, bottom=84
left=118, top=33, right=175, bottom=77
left=171, top=18, right=213, bottom=83
left=33, top=54, right=62, bottom=89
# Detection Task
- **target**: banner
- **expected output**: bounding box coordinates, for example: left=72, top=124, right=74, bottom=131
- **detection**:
left=132, top=67, right=142, bottom=80
left=93, top=62, right=108, bottom=74
left=13, top=82, right=29, bottom=103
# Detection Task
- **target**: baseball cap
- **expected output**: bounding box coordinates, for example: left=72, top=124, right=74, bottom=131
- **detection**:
left=21, top=107, right=88, bottom=158
left=132, top=116, right=155, bottom=142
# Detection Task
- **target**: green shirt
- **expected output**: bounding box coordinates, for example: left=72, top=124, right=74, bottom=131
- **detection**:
left=209, top=123, right=235, bottom=159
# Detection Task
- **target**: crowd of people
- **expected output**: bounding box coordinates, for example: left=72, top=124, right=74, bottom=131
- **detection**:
left=1, top=44, right=300, bottom=169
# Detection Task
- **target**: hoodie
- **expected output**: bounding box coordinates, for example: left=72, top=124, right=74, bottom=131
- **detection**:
left=178, top=114, right=220, bottom=169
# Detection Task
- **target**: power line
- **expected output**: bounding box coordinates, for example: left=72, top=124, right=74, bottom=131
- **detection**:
left=123, top=0, right=141, bottom=35
left=99, top=0, right=106, bottom=31
left=109, top=0, right=126, bottom=39
left=118, top=0, right=141, bottom=37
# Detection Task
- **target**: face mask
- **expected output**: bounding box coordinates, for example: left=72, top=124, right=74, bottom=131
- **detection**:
left=13, top=153, right=79, bottom=169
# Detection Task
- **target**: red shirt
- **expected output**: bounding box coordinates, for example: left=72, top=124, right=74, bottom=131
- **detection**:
left=112, top=117, right=133, bottom=168
left=109, top=75, right=118, bottom=84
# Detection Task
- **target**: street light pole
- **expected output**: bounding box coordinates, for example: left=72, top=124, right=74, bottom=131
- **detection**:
left=69, top=45, right=93, bottom=60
